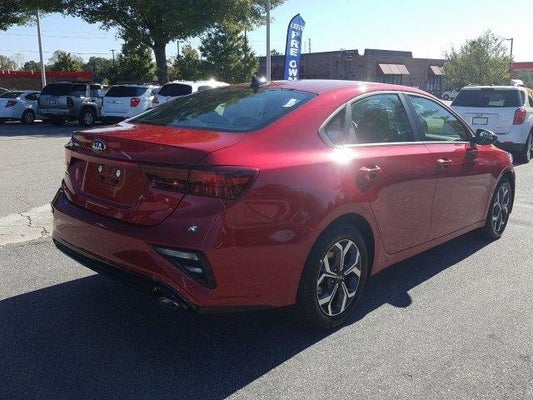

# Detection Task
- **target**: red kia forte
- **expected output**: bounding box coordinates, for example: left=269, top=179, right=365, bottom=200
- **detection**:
left=52, top=79, right=515, bottom=329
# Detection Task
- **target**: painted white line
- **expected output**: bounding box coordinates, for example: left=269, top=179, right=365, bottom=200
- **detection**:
left=0, top=204, right=52, bottom=246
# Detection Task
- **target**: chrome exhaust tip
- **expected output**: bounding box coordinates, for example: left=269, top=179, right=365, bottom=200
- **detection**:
left=158, top=296, right=183, bottom=309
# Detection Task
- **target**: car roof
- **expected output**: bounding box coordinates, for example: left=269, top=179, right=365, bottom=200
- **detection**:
left=256, top=79, right=430, bottom=96
left=460, top=85, right=524, bottom=90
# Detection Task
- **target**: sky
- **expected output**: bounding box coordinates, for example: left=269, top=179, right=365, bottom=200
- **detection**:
left=1, top=0, right=532, bottom=67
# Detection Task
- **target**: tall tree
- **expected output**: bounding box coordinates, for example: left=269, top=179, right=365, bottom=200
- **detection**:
left=49, top=50, right=84, bottom=71
left=84, top=56, right=115, bottom=83
left=63, top=0, right=286, bottom=84
left=0, top=55, right=18, bottom=70
left=23, top=60, right=42, bottom=71
left=109, top=42, right=156, bottom=84
left=200, top=24, right=258, bottom=83
left=0, top=0, right=63, bottom=30
left=172, top=44, right=203, bottom=81
left=443, top=31, right=511, bottom=88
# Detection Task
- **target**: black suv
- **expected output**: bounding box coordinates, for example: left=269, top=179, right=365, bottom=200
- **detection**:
left=38, top=81, right=104, bottom=127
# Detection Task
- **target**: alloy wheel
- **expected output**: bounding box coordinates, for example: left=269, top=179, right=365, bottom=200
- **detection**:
left=491, top=183, right=511, bottom=234
left=316, top=239, right=362, bottom=317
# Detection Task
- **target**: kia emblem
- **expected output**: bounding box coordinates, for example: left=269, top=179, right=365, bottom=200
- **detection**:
left=92, top=139, right=107, bottom=152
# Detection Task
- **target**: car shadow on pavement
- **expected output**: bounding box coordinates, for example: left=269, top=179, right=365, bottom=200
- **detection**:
left=0, top=231, right=491, bottom=400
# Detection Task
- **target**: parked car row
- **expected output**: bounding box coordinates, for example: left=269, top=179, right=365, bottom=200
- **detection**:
left=0, top=79, right=228, bottom=127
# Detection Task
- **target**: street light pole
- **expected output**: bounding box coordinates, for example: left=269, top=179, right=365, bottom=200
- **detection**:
left=506, top=38, right=514, bottom=77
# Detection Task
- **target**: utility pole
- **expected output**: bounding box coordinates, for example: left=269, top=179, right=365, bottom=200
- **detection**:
left=308, top=38, right=311, bottom=53
left=506, top=38, right=514, bottom=77
left=36, top=8, right=46, bottom=88
left=111, top=49, right=116, bottom=63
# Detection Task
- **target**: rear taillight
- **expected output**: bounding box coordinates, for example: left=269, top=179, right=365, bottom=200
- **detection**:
left=142, top=165, right=257, bottom=199
left=5, top=100, right=17, bottom=107
left=130, top=97, right=141, bottom=107
left=66, top=97, right=74, bottom=107
left=513, top=108, right=527, bottom=125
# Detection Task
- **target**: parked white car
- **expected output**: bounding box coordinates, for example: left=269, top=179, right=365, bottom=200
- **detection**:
left=102, top=83, right=160, bottom=122
left=0, top=90, right=42, bottom=124
left=451, top=85, right=533, bottom=163
left=155, top=80, right=229, bottom=105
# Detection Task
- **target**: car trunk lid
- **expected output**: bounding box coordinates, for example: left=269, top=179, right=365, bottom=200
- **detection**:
left=62, top=122, right=245, bottom=225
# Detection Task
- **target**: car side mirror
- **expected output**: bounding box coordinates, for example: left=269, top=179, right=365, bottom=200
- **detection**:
left=473, top=129, right=498, bottom=145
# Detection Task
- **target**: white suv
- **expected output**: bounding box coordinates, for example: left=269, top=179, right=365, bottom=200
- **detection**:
left=451, top=85, right=533, bottom=163
left=155, top=80, right=229, bottom=105
left=102, top=83, right=160, bottom=122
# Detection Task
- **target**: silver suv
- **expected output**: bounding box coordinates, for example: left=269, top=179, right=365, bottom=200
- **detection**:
left=451, top=85, right=533, bottom=163
left=38, top=81, right=104, bottom=127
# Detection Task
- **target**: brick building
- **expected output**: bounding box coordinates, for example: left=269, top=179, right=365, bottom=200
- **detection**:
left=259, top=48, right=449, bottom=97
left=0, top=70, right=94, bottom=91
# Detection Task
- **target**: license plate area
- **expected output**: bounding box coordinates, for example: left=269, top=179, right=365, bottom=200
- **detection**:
left=472, top=116, right=488, bottom=125
left=82, top=161, right=145, bottom=205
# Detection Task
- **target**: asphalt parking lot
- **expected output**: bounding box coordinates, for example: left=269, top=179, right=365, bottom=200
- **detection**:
left=1, top=119, right=532, bottom=400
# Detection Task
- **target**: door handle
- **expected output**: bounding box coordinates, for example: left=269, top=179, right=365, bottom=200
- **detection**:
left=436, top=158, right=452, bottom=171
left=358, top=165, right=382, bottom=182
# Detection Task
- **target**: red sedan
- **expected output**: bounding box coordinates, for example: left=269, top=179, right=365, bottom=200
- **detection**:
left=52, top=79, right=515, bottom=329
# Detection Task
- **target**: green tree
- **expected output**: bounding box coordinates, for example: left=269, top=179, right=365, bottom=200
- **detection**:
left=49, top=50, right=84, bottom=71
left=63, top=0, right=286, bottom=84
left=200, top=24, right=258, bottom=83
left=172, top=44, right=203, bottom=81
left=23, top=60, right=41, bottom=71
left=0, top=0, right=63, bottom=30
left=0, top=55, right=18, bottom=70
left=109, top=43, right=156, bottom=84
left=514, top=70, right=533, bottom=88
left=443, top=31, right=511, bottom=88
left=84, top=56, right=115, bottom=83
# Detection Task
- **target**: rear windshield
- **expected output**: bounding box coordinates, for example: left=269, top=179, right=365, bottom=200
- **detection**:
left=0, top=91, right=22, bottom=98
left=105, top=86, right=149, bottom=97
left=158, top=83, right=193, bottom=96
left=131, top=85, right=316, bottom=132
left=452, top=88, right=523, bottom=107
left=41, top=83, right=72, bottom=96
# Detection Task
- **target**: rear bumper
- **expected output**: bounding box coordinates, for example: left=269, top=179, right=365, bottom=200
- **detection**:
left=53, top=237, right=195, bottom=310
left=51, top=187, right=305, bottom=310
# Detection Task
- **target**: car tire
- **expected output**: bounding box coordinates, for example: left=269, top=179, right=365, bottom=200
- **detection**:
left=480, top=177, right=513, bottom=240
left=517, top=132, right=532, bottom=164
left=296, top=224, right=369, bottom=329
left=79, top=108, right=96, bottom=127
left=21, top=109, right=36, bottom=125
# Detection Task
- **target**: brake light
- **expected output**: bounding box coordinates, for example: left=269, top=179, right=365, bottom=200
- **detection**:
left=143, top=166, right=257, bottom=199
left=513, top=108, right=526, bottom=125
left=130, top=97, right=141, bottom=107
left=66, top=97, right=74, bottom=107
left=5, top=100, right=17, bottom=107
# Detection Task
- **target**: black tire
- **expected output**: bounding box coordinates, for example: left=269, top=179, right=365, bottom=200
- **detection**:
left=79, top=108, right=96, bottom=127
left=517, top=132, right=532, bottom=164
left=21, top=109, right=36, bottom=125
left=296, top=224, right=369, bottom=329
left=480, top=177, right=513, bottom=240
